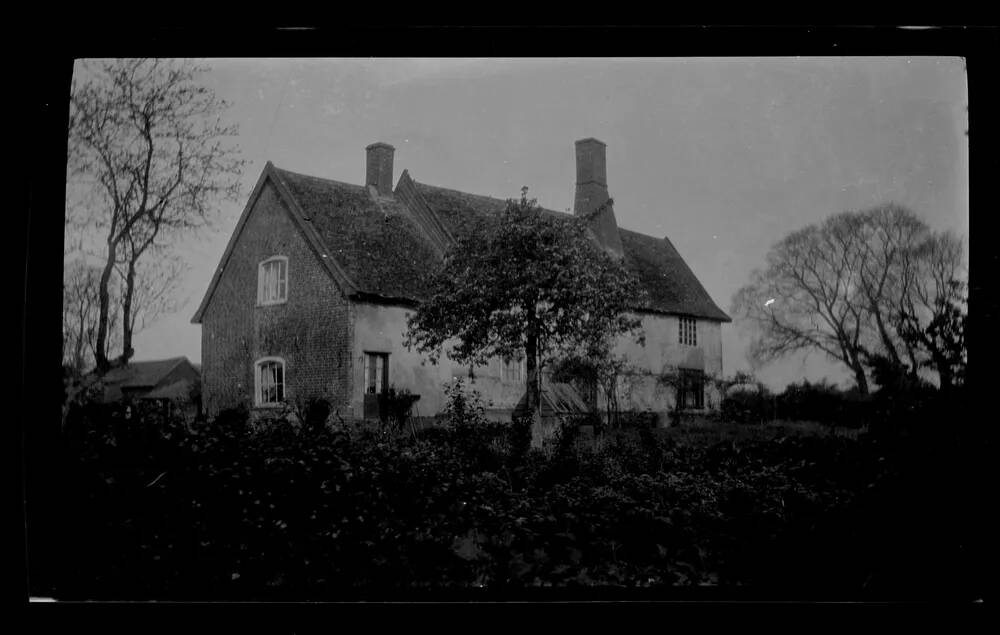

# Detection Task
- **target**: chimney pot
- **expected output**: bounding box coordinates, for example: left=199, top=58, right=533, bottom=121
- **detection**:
left=575, top=137, right=607, bottom=187
left=365, top=142, right=395, bottom=196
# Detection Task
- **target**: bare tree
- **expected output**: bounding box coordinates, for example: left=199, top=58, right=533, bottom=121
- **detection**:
left=732, top=215, right=874, bottom=394
left=62, top=260, right=100, bottom=374
left=897, top=232, right=967, bottom=390
left=733, top=203, right=965, bottom=395
left=67, top=58, right=244, bottom=370
left=117, top=249, right=188, bottom=358
left=853, top=204, right=930, bottom=375
left=62, top=259, right=123, bottom=375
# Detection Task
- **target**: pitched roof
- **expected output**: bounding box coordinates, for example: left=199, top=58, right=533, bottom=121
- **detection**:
left=100, top=357, right=193, bottom=388
left=194, top=162, right=730, bottom=323
left=619, top=230, right=732, bottom=321
left=143, top=378, right=197, bottom=400
left=407, top=178, right=731, bottom=321
left=272, top=167, right=439, bottom=302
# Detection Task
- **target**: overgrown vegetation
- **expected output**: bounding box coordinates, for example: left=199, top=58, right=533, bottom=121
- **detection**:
left=719, top=375, right=943, bottom=432
left=38, top=380, right=983, bottom=601
left=404, top=187, right=645, bottom=417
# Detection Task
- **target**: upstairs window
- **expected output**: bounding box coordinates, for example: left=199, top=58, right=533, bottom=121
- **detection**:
left=258, top=256, right=288, bottom=305
left=679, top=316, right=697, bottom=346
left=255, top=357, right=285, bottom=406
left=363, top=352, right=389, bottom=395
left=501, top=357, right=525, bottom=384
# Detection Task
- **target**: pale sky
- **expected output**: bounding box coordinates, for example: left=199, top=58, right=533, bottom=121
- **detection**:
left=86, top=57, right=968, bottom=391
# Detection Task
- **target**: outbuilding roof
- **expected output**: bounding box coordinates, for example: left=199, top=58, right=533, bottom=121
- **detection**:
left=100, top=356, right=192, bottom=388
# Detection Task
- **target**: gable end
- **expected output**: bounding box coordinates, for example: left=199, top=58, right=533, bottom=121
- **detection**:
left=191, top=163, right=360, bottom=324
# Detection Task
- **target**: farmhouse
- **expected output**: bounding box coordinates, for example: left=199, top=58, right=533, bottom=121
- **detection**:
left=192, top=139, right=730, bottom=421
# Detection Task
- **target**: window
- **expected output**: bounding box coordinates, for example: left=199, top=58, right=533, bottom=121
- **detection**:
left=258, top=256, right=288, bottom=305
left=678, top=369, right=705, bottom=410
left=363, top=352, right=389, bottom=395
left=255, top=357, right=285, bottom=406
left=679, top=316, right=697, bottom=346
left=501, top=357, right=525, bottom=384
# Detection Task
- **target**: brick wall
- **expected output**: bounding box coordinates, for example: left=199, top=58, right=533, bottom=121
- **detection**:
left=200, top=179, right=352, bottom=416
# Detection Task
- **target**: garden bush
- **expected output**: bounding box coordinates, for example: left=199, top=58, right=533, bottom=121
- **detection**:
left=36, top=383, right=983, bottom=601
left=720, top=387, right=773, bottom=424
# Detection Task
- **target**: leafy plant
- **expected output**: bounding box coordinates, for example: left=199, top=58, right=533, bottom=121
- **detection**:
left=404, top=188, right=645, bottom=417
left=377, top=386, right=420, bottom=433
left=37, top=386, right=981, bottom=601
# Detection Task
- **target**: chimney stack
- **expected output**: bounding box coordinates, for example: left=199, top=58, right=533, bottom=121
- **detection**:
left=365, top=142, right=395, bottom=196
left=573, top=138, right=623, bottom=259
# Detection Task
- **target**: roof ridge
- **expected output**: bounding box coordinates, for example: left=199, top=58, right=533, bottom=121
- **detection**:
left=412, top=179, right=510, bottom=204
left=271, top=165, right=366, bottom=192
left=128, top=355, right=188, bottom=365
left=412, top=178, right=570, bottom=219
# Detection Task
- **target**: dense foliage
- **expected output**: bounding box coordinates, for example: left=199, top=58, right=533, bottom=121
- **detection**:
left=36, top=385, right=983, bottom=601
left=719, top=377, right=945, bottom=431
left=404, top=189, right=645, bottom=412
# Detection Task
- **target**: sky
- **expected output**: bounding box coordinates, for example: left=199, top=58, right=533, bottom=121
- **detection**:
left=75, top=57, right=969, bottom=391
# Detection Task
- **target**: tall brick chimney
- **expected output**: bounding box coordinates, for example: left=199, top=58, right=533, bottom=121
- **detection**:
left=573, top=138, right=623, bottom=260
left=365, top=142, right=395, bottom=196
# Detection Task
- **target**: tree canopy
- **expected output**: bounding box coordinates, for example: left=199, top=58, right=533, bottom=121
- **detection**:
left=404, top=189, right=646, bottom=413
left=731, top=203, right=966, bottom=394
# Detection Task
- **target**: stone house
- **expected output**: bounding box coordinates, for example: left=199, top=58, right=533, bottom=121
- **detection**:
left=191, top=139, right=730, bottom=422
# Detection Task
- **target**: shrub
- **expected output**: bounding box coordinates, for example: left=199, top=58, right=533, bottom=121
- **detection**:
left=777, top=379, right=841, bottom=424
left=616, top=411, right=658, bottom=430
left=39, top=386, right=977, bottom=600
left=213, top=404, right=250, bottom=434
left=296, top=397, right=332, bottom=432
left=377, top=386, right=420, bottom=432
left=720, top=387, right=772, bottom=424
left=442, top=378, right=490, bottom=429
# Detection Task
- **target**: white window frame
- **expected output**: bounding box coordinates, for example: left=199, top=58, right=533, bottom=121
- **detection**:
left=679, top=316, right=698, bottom=347
left=257, top=256, right=289, bottom=306
left=254, top=356, right=286, bottom=407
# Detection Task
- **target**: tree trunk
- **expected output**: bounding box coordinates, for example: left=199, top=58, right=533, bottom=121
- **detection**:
left=525, top=327, right=539, bottom=415
left=852, top=362, right=870, bottom=396
left=936, top=358, right=954, bottom=393
left=94, top=242, right=117, bottom=372
left=872, top=303, right=902, bottom=367
left=119, top=259, right=137, bottom=365
left=73, top=307, right=86, bottom=374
